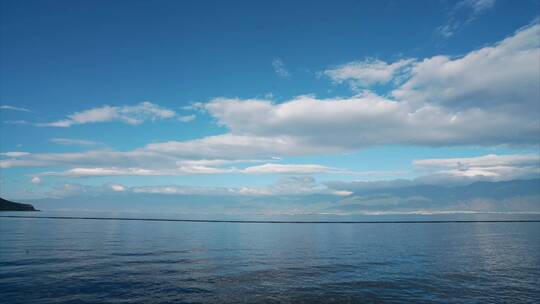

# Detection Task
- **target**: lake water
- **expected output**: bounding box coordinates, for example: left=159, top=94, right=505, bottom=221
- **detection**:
left=1, top=211, right=539, bottom=303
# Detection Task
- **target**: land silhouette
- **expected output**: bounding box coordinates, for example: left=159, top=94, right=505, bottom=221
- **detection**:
left=0, top=197, right=38, bottom=211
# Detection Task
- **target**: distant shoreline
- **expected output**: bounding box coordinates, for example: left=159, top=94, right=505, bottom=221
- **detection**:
left=1, top=215, right=539, bottom=224
left=0, top=197, right=39, bottom=212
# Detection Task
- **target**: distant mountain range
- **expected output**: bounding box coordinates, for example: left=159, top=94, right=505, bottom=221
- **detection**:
left=327, top=178, right=540, bottom=213
left=20, top=178, right=540, bottom=214
left=0, top=197, right=38, bottom=211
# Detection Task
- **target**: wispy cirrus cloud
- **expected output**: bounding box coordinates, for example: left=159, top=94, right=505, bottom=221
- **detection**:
left=177, top=114, right=196, bottom=122
left=50, top=138, right=102, bottom=146
left=437, top=0, right=496, bottom=38
left=0, top=152, right=31, bottom=157
left=32, top=163, right=372, bottom=178
left=0, top=105, right=31, bottom=112
left=272, top=58, right=290, bottom=78
left=37, top=101, right=177, bottom=127
left=414, top=154, right=540, bottom=169
left=0, top=146, right=397, bottom=179
left=3, top=120, right=30, bottom=125
left=323, top=58, right=415, bottom=89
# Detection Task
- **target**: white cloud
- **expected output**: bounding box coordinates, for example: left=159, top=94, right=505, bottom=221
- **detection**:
left=37, top=102, right=176, bottom=127
left=39, top=167, right=164, bottom=177
left=272, top=58, right=290, bottom=78
left=263, top=176, right=348, bottom=196
left=30, top=162, right=363, bottom=178
left=46, top=162, right=531, bottom=204
left=40, top=176, right=350, bottom=198
left=241, top=163, right=344, bottom=174
left=202, top=22, right=539, bottom=148
left=394, top=22, right=540, bottom=112
left=414, top=154, right=540, bottom=180
left=109, top=184, right=126, bottom=192
left=132, top=176, right=345, bottom=196
left=463, top=0, right=496, bottom=15
left=1, top=21, right=539, bottom=184
left=0, top=105, right=31, bottom=112
left=144, top=133, right=340, bottom=159
left=324, top=58, right=415, bottom=89
left=0, top=152, right=31, bottom=157
left=131, top=185, right=231, bottom=195
left=44, top=183, right=104, bottom=198
left=0, top=150, right=168, bottom=169
left=413, top=154, right=539, bottom=169
left=203, top=94, right=537, bottom=149
left=51, top=138, right=101, bottom=146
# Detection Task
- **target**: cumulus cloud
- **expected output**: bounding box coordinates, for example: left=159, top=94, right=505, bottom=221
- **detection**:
left=30, top=176, right=41, bottom=184
left=272, top=58, right=290, bottom=78
left=203, top=22, right=539, bottom=148
left=37, top=102, right=176, bottom=127
left=394, top=22, right=540, bottom=112
left=203, top=94, right=537, bottom=149
left=1, top=21, right=539, bottom=183
left=0, top=105, right=31, bottom=112
left=109, top=184, right=126, bottom=192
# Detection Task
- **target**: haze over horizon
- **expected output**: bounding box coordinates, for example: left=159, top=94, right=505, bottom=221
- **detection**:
left=1, top=0, right=539, bottom=214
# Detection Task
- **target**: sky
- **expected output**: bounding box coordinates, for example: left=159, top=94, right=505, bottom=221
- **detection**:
left=1, top=0, right=539, bottom=212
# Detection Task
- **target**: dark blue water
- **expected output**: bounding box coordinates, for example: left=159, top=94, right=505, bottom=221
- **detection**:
left=1, top=212, right=539, bottom=303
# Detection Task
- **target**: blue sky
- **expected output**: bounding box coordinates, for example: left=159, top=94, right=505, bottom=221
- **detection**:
left=1, top=0, right=539, bottom=206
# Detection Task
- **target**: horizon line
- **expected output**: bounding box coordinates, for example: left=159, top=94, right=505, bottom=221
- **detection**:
left=1, top=215, right=539, bottom=224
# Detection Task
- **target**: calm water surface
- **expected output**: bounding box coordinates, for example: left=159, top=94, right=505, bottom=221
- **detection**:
left=1, top=211, right=539, bottom=303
